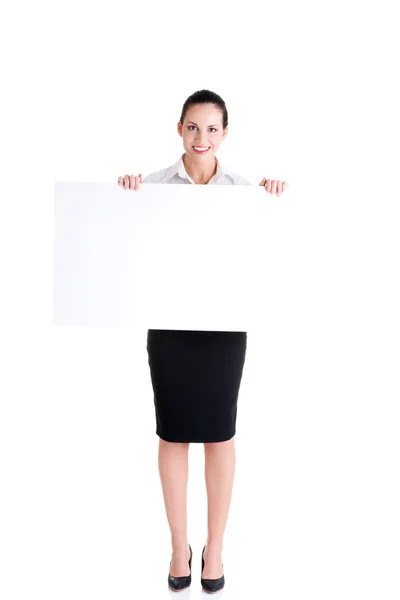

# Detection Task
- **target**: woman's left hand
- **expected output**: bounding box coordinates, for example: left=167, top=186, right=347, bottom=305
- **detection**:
left=259, top=178, right=289, bottom=196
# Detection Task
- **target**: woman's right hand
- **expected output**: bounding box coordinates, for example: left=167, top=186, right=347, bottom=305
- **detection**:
left=117, top=174, right=143, bottom=191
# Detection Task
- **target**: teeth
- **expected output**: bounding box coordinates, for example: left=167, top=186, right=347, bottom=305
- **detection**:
left=194, top=147, right=209, bottom=151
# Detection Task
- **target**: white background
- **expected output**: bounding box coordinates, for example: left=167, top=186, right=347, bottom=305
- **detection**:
left=1, top=1, right=399, bottom=599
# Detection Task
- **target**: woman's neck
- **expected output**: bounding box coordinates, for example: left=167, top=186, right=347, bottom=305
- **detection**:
left=182, top=153, right=217, bottom=184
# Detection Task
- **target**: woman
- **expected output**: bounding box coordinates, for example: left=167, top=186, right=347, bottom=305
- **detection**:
left=118, top=89, right=288, bottom=592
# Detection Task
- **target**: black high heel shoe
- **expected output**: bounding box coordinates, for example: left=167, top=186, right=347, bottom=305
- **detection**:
left=168, top=544, right=192, bottom=592
left=201, top=545, right=225, bottom=593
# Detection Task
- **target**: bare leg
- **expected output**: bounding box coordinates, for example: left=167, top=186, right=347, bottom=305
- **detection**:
left=158, top=438, right=191, bottom=576
left=202, top=436, right=236, bottom=578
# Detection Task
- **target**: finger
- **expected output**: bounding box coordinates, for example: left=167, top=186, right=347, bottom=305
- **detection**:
left=271, top=180, right=277, bottom=194
left=276, top=180, right=282, bottom=196
left=118, top=177, right=123, bottom=186
left=265, top=179, right=272, bottom=193
left=259, top=177, right=266, bottom=186
left=124, top=175, right=130, bottom=189
left=134, top=175, right=140, bottom=191
left=129, top=174, right=136, bottom=190
left=139, top=173, right=143, bottom=183
left=282, top=181, right=288, bottom=191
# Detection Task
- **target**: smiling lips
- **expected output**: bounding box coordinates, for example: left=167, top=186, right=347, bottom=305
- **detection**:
left=193, top=146, right=210, bottom=154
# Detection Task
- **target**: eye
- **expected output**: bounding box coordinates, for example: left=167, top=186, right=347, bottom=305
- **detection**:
left=187, top=125, right=218, bottom=133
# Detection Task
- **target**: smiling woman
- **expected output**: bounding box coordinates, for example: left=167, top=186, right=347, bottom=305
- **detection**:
left=117, top=88, right=280, bottom=592
left=140, top=89, right=252, bottom=186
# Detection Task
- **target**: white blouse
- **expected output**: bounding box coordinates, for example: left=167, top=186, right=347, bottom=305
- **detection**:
left=143, top=153, right=252, bottom=186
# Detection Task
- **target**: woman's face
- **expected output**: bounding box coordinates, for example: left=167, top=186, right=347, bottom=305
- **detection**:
left=177, top=103, right=228, bottom=159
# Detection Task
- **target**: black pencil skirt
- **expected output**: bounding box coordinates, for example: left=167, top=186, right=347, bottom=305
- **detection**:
left=146, top=329, right=247, bottom=443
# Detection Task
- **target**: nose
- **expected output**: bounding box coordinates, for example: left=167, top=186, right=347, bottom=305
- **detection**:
left=194, top=132, right=209, bottom=145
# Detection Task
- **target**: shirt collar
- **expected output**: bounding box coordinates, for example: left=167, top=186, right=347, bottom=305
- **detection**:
left=163, top=153, right=225, bottom=183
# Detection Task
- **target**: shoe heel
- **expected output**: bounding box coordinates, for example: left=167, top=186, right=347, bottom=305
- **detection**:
left=201, top=545, right=225, bottom=593
left=168, top=544, right=192, bottom=592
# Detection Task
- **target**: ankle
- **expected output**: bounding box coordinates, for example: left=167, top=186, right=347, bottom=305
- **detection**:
left=171, top=538, right=190, bottom=552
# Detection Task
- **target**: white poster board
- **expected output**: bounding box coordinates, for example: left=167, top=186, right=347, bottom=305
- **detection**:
left=53, top=182, right=271, bottom=331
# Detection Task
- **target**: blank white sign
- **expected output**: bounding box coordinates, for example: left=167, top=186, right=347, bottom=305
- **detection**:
left=53, top=182, right=272, bottom=331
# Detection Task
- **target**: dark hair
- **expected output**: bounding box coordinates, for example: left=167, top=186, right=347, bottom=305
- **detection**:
left=180, top=89, right=228, bottom=130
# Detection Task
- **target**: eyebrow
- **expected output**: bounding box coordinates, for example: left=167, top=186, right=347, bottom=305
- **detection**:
left=187, top=121, right=219, bottom=127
